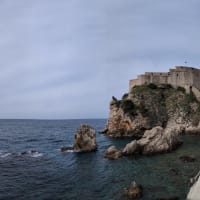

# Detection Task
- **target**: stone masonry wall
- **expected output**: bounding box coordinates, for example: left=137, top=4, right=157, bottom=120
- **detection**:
left=129, top=66, right=200, bottom=97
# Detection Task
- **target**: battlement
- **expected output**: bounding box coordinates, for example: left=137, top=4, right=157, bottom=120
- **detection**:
left=145, top=72, right=169, bottom=76
left=129, top=66, right=200, bottom=96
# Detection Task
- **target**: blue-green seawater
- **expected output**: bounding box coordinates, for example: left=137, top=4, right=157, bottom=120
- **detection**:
left=0, top=119, right=199, bottom=200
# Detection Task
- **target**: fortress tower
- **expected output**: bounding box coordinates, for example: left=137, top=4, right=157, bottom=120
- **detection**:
left=129, top=66, right=200, bottom=101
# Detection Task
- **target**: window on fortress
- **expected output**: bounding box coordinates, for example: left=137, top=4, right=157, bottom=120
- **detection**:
left=177, top=74, right=179, bottom=77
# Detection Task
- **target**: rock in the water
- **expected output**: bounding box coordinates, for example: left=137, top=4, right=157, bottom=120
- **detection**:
left=104, top=146, right=122, bottom=160
left=169, top=168, right=179, bottom=176
left=73, top=124, right=97, bottom=152
left=123, top=181, right=142, bottom=199
left=179, top=155, right=196, bottom=163
left=122, top=126, right=182, bottom=156
left=123, top=140, right=140, bottom=155
left=61, top=124, right=97, bottom=153
left=187, top=171, right=200, bottom=200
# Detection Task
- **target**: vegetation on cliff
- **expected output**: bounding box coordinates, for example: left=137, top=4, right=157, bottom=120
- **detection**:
left=104, top=84, right=200, bottom=137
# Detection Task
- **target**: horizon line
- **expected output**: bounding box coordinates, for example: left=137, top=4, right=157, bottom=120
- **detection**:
left=0, top=118, right=107, bottom=120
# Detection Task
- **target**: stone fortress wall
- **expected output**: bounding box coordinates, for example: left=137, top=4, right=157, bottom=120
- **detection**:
left=129, top=66, right=200, bottom=101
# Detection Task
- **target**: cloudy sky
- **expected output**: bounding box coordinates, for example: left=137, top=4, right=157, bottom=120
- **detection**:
left=0, top=0, right=200, bottom=119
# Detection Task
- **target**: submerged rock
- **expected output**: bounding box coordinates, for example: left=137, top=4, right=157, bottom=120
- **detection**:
left=169, top=168, right=179, bottom=176
left=123, top=181, right=143, bottom=199
left=156, top=197, right=179, bottom=200
left=61, top=124, right=97, bottom=152
left=122, top=126, right=182, bottom=156
left=104, top=146, right=122, bottom=160
left=179, top=155, right=196, bottom=163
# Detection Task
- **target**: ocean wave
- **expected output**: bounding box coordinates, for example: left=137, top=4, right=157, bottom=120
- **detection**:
left=0, top=150, right=43, bottom=158
left=20, top=150, right=43, bottom=157
left=0, top=152, right=12, bottom=158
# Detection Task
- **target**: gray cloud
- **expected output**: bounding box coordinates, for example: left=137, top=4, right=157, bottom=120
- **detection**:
left=0, top=0, right=200, bottom=119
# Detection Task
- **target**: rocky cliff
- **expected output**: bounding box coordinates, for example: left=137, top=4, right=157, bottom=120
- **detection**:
left=103, top=84, right=200, bottom=138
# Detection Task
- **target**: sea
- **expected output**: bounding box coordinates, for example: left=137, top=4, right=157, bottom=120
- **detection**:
left=0, top=119, right=200, bottom=200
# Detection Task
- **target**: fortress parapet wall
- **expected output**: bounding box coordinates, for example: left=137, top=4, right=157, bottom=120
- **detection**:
left=129, top=66, right=200, bottom=95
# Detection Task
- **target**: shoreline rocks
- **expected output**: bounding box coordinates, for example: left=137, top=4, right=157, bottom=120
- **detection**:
left=104, top=146, right=122, bottom=160
left=61, top=124, right=97, bottom=153
left=122, top=126, right=182, bottom=156
left=103, top=85, right=200, bottom=138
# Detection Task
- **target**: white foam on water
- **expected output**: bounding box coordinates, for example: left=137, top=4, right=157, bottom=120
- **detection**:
left=30, top=152, right=43, bottom=158
left=66, top=150, right=80, bottom=153
left=0, top=152, right=11, bottom=158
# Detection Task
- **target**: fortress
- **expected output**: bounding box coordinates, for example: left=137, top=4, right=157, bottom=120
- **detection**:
left=129, top=66, right=200, bottom=100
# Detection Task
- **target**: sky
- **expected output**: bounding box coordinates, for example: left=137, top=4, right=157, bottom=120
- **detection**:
left=0, top=0, right=200, bottom=119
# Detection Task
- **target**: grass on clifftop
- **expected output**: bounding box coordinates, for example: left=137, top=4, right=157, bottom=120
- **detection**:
left=130, top=83, right=173, bottom=95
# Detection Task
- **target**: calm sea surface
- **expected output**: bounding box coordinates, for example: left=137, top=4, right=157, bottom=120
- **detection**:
left=0, top=119, right=200, bottom=200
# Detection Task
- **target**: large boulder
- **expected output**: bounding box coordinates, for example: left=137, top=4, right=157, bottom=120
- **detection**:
left=187, top=171, right=200, bottom=200
left=73, top=124, right=97, bottom=152
left=123, top=140, right=140, bottom=155
left=61, top=124, right=97, bottom=152
left=104, top=146, right=122, bottom=160
left=123, top=126, right=182, bottom=156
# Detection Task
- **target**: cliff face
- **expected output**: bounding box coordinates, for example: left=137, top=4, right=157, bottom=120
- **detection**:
left=103, top=84, right=200, bottom=137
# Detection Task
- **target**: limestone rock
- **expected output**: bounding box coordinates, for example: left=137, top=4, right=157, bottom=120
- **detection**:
left=187, top=171, right=200, bottom=200
left=122, top=126, right=182, bottom=156
left=104, top=146, right=122, bottom=160
left=61, top=124, right=97, bottom=152
left=123, top=181, right=143, bottom=199
left=103, top=85, right=200, bottom=138
left=73, top=124, right=97, bottom=152
left=122, top=140, right=140, bottom=155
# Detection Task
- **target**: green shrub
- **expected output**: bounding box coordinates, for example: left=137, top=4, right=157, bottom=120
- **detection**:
left=138, top=102, right=148, bottom=117
left=120, top=100, right=136, bottom=115
left=122, top=93, right=129, bottom=100
left=177, top=86, right=186, bottom=93
left=185, top=91, right=198, bottom=103
left=131, top=85, right=148, bottom=94
left=147, top=83, right=158, bottom=89
left=163, top=84, right=173, bottom=89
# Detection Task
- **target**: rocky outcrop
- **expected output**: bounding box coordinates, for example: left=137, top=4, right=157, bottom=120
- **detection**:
left=103, top=84, right=200, bottom=138
left=104, top=146, right=122, bottom=160
left=122, top=140, right=140, bottom=155
left=123, top=181, right=143, bottom=199
left=187, top=171, right=200, bottom=200
left=123, top=126, right=182, bottom=156
left=61, top=124, right=97, bottom=152
left=73, top=124, right=97, bottom=151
